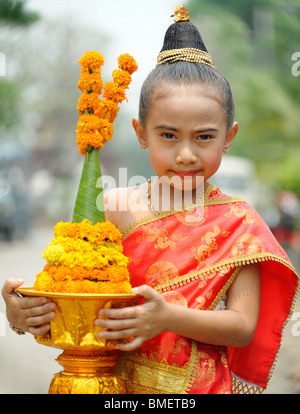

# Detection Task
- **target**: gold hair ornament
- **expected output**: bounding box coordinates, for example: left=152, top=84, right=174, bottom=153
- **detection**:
left=171, top=5, right=190, bottom=22
left=157, top=47, right=214, bottom=66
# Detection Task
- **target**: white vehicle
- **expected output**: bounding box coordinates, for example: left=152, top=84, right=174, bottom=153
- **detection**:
left=210, top=155, right=272, bottom=215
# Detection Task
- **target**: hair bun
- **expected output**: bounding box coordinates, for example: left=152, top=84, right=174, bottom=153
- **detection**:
left=160, top=20, right=208, bottom=53
left=157, top=6, right=213, bottom=66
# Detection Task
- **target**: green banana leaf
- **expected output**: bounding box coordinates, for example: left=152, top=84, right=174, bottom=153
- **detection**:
left=72, top=147, right=105, bottom=225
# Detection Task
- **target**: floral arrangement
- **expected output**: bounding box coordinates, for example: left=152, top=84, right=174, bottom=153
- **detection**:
left=76, top=51, right=137, bottom=155
left=33, top=51, right=138, bottom=294
left=33, top=220, right=131, bottom=293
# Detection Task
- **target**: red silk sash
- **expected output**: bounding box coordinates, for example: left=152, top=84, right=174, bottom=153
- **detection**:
left=120, top=182, right=299, bottom=394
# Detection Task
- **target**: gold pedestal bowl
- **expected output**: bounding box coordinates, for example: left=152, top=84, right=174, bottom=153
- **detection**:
left=17, top=287, right=139, bottom=394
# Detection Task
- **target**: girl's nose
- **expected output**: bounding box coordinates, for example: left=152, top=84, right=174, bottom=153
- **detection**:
left=176, top=146, right=197, bottom=164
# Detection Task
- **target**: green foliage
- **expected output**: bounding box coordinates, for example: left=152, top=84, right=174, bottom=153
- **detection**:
left=72, top=148, right=105, bottom=225
left=0, top=1, right=40, bottom=136
left=187, top=0, right=300, bottom=197
left=0, top=78, right=21, bottom=129
left=0, top=0, right=39, bottom=26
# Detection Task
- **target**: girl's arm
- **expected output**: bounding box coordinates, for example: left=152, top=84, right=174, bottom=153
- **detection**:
left=95, top=263, right=260, bottom=350
left=163, top=263, right=260, bottom=347
left=1, top=279, right=56, bottom=335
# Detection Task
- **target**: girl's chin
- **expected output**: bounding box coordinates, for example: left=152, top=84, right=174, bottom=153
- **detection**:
left=159, top=174, right=205, bottom=191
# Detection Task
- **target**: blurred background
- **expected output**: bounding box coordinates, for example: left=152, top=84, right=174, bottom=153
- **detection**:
left=0, top=0, right=300, bottom=394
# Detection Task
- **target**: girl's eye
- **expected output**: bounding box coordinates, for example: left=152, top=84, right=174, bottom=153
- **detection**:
left=197, top=135, right=212, bottom=141
left=162, top=133, right=175, bottom=140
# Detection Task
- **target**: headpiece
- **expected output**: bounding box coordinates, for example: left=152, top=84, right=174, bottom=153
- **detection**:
left=157, top=5, right=213, bottom=67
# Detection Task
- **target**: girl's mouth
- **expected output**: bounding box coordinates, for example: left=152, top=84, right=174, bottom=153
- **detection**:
left=173, top=170, right=201, bottom=177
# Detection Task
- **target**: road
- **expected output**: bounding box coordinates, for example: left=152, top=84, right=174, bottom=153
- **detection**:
left=0, top=225, right=299, bottom=394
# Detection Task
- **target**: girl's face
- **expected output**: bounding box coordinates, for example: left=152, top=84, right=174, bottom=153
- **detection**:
left=133, top=82, right=238, bottom=191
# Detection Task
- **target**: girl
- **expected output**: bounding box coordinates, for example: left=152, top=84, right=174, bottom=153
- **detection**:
left=2, top=6, right=298, bottom=394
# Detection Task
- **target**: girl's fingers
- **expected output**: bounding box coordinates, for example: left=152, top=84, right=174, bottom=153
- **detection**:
left=26, top=311, right=56, bottom=328
left=95, top=317, right=133, bottom=331
left=22, top=301, right=56, bottom=318
left=19, top=296, right=49, bottom=310
left=1, top=278, right=24, bottom=299
left=98, top=327, right=136, bottom=340
left=28, top=323, right=51, bottom=336
left=115, top=336, right=144, bottom=351
left=132, top=285, right=160, bottom=301
left=99, top=305, right=137, bottom=320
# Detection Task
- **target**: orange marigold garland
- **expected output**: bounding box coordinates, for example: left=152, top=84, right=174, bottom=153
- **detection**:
left=34, top=220, right=132, bottom=294
left=33, top=51, right=138, bottom=294
left=76, top=51, right=138, bottom=156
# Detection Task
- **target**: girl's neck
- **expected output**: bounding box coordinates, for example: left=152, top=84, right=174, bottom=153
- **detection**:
left=147, top=176, right=205, bottom=213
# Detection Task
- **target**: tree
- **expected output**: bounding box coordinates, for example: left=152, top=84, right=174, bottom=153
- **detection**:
left=0, top=0, right=40, bottom=136
left=0, top=0, right=39, bottom=26
left=187, top=0, right=300, bottom=196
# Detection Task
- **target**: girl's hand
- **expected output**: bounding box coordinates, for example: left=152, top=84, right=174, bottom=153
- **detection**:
left=94, top=285, right=167, bottom=351
left=1, top=279, right=56, bottom=336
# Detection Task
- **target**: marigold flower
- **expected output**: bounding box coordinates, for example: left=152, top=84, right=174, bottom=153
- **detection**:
left=54, top=220, right=123, bottom=244
left=39, top=264, right=129, bottom=283
left=118, top=53, right=138, bottom=75
left=34, top=275, right=131, bottom=294
left=102, top=81, right=127, bottom=104
left=76, top=115, right=114, bottom=155
left=76, top=51, right=137, bottom=154
left=112, top=69, right=132, bottom=88
left=78, top=51, right=105, bottom=73
left=77, top=71, right=103, bottom=94
left=77, top=93, right=101, bottom=115
left=94, top=99, right=120, bottom=123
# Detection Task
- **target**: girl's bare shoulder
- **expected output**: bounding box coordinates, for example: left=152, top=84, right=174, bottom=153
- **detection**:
left=104, top=183, right=149, bottom=232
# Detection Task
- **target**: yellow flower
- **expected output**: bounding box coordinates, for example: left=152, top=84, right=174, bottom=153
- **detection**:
left=112, top=69, right=132, bottom=88
left=78, top=51, right=105, bottom=73
left=76, top=115, right=114, bottom=155
left=42, top=243, right=65, bottom=265
left=76, top=51, right=137, bottom=154
left=40, top=264, right=130, bottom=283
left=35, top=217, right=132, bottom=293
left=77, top=114, right=103, bottom=133
left=77, top=93, right=101, bottom=115
left=103, top=81, right=127, bottom=103
left=94, top=99, right=120, bottom=123
left=54, top=219, right=123, bottom=244
left=57, top=246, right=128, bottom=270
left=118, top=53, right=138, bottom=75
left=77, top=71, right=103, bottom=94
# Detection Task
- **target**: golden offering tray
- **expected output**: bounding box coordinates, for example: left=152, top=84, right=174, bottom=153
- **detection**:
left=17, top=287, right=139, bottom=394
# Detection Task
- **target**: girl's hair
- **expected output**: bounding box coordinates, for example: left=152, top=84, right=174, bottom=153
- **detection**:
left=138, top=61, right=235, bottom=129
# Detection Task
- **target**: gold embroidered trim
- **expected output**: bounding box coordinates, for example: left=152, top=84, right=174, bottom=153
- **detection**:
left=121, top=181, right=245, bottom=239
left=152, top=252, right=297, bottom=293
left=116, top=340, right=199, bottom=394
left=184, top=340, right=202, bottom=393
left=208, top=266, right=243, bottom=310
left=266, top=274, right=300, bottom=388
left=230, top=265, right=299, bottom=394
left=231, top=376, right=263, bottom=394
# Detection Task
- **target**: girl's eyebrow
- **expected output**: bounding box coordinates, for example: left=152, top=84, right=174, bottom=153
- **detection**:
left=155, top=125, right=219, bottom=133
left=154, top=124, right=178, bottom=131
left=196, top=128, right=219, bottom=133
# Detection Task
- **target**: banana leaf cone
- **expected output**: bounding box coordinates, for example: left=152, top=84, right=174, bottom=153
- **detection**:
left=72, top=147, right=105, bottom=225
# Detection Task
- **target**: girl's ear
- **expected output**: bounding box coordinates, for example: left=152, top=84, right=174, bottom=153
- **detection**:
left=132, top=118, right=148, bottom=149
left=223, top=122, right=238, bottom=153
